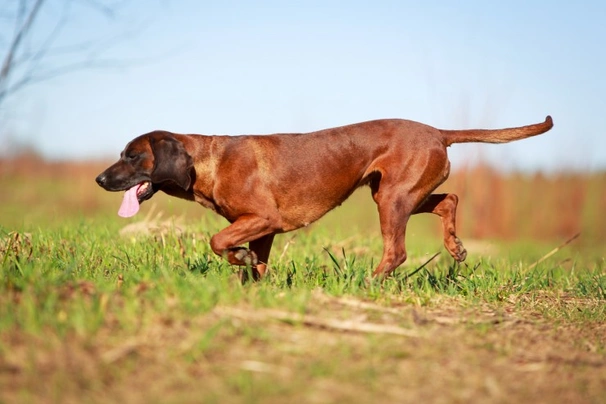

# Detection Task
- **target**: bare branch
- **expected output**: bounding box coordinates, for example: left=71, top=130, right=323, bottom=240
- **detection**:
left=0, top=57, right=123, bottom=100
left=1, top=0, right=44, bottom=82
left=0, top=0, right=145, bottom=108
left=0, top=1, right=173, bottom=111
left=0, top=38, right=179, bottom=101
left=12, top=1, right=72, bottom=88
left=80, top=0, right=118, bottom=19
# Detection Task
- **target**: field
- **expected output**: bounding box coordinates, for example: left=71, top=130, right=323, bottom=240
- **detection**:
left=1, top=154, right=605, bottom=403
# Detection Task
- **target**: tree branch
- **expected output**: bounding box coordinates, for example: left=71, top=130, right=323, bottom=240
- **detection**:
left=0, top=0, right=169, bottom=109
left=1, top=0, right=44, bottom=82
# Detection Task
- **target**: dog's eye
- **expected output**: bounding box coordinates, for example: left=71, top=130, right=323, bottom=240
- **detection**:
left=124, top=153, right=139, bottom=161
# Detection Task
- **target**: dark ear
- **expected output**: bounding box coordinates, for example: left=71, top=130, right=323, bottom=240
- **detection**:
left=150, top=135, right=194, bottom=190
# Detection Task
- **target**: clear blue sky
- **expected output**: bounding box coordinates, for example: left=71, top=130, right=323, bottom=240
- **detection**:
left=2, top=0, right=605, bottom=171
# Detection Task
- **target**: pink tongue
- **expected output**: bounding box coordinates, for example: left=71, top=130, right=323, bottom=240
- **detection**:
left=118, top=184, right=141, bottom=218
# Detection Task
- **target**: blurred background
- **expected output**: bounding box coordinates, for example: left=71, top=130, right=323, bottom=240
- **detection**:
left=1, top=0, right=605, bottom=245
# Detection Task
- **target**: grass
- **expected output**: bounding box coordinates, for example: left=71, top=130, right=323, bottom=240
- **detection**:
left=0, top=158, right=605, bottom=403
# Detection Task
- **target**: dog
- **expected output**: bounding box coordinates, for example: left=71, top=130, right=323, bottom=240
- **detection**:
left=96, top=116, right=553, bottom=280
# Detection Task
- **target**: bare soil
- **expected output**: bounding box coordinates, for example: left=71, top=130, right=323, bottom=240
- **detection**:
left=2, top=291, right=604, bottom=403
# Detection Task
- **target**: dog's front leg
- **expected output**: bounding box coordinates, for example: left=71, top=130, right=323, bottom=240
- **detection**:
left=210, top=215, right=276, bottom=282
left=247, top=233, right=275, bottom=279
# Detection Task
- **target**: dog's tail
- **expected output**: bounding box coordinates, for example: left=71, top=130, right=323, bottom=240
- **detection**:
left=440, top=116, right=553, bottom=146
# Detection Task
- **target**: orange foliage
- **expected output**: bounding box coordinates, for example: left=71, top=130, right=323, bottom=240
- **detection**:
left=440, top=164, right=604, bottom=241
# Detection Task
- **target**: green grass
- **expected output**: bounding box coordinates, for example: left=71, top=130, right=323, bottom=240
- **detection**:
left=2, top=217, right=604, bottom=325
left=1, top=172, right=605, bottom=403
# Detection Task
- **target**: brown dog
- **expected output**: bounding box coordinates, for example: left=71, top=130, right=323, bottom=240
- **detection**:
left=96, top=116, right=553, bottom=279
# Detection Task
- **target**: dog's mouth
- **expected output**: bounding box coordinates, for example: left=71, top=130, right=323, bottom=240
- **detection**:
left=118, top=181, right=155, bottom=218
left=136, top=181, right=155, bottom=202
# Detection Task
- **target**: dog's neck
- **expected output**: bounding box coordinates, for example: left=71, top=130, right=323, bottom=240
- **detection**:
left=174, top=134, right=227, bottom=214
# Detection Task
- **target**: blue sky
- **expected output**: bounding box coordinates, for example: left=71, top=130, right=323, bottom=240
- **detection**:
left=2, top=0, right=605, bottom=171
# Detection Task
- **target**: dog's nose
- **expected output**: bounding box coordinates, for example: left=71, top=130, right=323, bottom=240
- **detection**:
left=95, top=173, right=106, bottom=187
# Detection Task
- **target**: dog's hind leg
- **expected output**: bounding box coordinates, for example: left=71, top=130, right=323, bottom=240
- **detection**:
left=369, top=148, right=451, bottom=278
left=414, top=193, right=467, bottom=262
left=370, top=190, right=415, bottom=278
left=370, top=175, right=445, bottom=278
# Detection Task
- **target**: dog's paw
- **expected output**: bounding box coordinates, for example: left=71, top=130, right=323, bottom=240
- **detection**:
left=445, top=237, right=467, bottom=262
left=233, top=248, right=258, bottom=266
left=452, top=237, right=467, bottom=262
left=238, top=262, right=266, bottom=284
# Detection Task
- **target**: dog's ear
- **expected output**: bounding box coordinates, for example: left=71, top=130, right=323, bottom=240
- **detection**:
left=150, top=135, right=194, bottom=190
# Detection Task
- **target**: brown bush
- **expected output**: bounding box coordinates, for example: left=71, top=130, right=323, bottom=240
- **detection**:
left=440, top=164, right=603, bottom=241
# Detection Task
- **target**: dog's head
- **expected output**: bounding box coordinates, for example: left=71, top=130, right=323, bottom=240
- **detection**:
left=95, top=131, right=194, bottom=217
